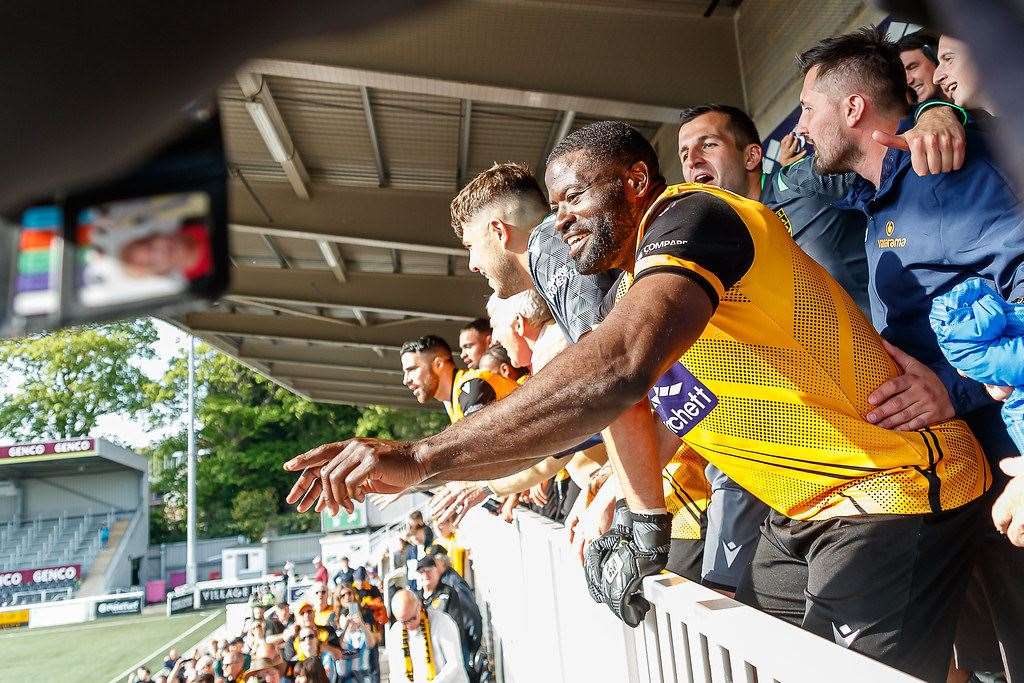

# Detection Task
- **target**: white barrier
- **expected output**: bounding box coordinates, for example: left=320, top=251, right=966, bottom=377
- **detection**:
left=0, top=590, right=144, bottom=629
left=458, top=508, right=920, bottom=683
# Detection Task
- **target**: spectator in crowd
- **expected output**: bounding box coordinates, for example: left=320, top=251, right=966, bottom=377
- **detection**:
left=333, top=585, right=378, bottom=683
left=477, top=343, right=526, bottom=383
left=100, top=522, right=110, bottom=547
left=387, top=590, right=468, bottom=683
left=409, top=511, right=434, bottom=548
left=312, top=556, right=328, bottom=586
left=264, top=600, right=294, bottom=645
left=332, top=557, right=354, bottom=588
left=311, top=582, right=335, bottom=630
left=294, top=657, right=330, bottom=683
left=241, top=643, right=286, bottom=683
left=796, top=25, right=1024, bottom=682
left=933, top=33, right=996, bottom=115
left=131, top=666, right=151, bottom=682
left=429, top=544, right=471, bottom=599
left=215, top=638, right=251, bottom=678
left=294, top=601, right=342, bottom=660
left=416, top=555, right=476, bottom=665
left=350, top=568, right=386, bottom=683
left=219, top=651, right=247, bottom=683
left=896, top=30, right=943, bottom=103
left=457, top=318, right=492, bottom=369
left=243, top=599, right=266, bottom=635
left=295, top=626, right=339, bottom=682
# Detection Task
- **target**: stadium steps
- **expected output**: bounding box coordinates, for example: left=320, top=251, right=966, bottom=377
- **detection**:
left=77, top=517, right=129, bottom=596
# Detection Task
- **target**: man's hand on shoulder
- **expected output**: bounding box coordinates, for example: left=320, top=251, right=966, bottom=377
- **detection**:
left=283, top=438, right=428, bottom=515
left=872, top=102, right=966, bottom=176
left=993, top=457, right=1024, bottom=546
left=867, top=340, right=955, bottom=430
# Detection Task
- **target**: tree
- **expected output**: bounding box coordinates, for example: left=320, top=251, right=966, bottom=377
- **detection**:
left=146, top=347, right=446, bottom=542
left=0, top=320, right=158, bottom=440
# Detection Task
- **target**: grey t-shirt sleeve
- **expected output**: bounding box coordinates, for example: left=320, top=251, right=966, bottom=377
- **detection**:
left=527, top=214, right=616, bottom=342
left=771, top=156, right=857, bottom=203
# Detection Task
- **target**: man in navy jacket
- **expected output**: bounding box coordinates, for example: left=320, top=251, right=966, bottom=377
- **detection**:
left=796, top=26, right=1024, bottom=681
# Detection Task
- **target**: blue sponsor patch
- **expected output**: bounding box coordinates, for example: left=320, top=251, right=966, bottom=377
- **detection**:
left=648, top=362, right=718, bottom=437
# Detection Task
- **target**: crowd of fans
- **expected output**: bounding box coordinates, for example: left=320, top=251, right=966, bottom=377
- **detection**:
left=128, top=505, right=490, bottom=683
left=278, top=21, right=1024, bottom=683
left=129, top=562, right=389, bottom=683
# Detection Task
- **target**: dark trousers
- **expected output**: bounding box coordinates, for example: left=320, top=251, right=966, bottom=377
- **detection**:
left=737, top=500, right=983, bottom=683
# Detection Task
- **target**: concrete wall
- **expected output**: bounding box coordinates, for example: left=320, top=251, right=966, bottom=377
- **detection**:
left=22, top=470, right=140, bottom=518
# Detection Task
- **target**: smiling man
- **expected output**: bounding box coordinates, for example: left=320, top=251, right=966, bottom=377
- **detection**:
left=933, top=33, right=995, bottom=114
left=896, top=31, right=943, bottom=104
left=399, top=334, right=517, bottom=424
left=286, top=120, right=990, bottom=679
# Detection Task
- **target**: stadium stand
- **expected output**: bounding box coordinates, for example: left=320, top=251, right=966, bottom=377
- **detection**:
left=0, top=438, right=149, bottom=604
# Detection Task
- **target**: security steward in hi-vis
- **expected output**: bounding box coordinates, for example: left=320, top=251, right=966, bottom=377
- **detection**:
left=399, top=334, right=518, bottom=423
left=287, top=121, right=990, bottom=682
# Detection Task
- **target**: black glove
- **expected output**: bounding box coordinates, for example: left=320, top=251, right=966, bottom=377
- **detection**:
left=585, top=499, right=633, bottom=604
left=585, top=501, right=671, bottom=627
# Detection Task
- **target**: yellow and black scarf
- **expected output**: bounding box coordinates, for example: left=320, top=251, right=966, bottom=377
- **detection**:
left=402, top=608, right=436, bottom=681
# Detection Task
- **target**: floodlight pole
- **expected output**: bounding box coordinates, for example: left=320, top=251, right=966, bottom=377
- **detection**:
left=185, top=336, right=197, bottom=587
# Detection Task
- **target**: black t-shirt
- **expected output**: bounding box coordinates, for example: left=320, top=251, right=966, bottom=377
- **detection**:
left=632, top=191, right=755, bottom=306
left=265, top=612, right=293, bottom=637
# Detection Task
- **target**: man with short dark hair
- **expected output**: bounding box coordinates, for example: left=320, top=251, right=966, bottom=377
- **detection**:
left=264, top=600, right=294, bottom=645
left=288, top=119, right=990, bottom=680
left=458, top=319, right=492, bottom=369
left=797, top=25, right=1024, bottom=683
left=477, top=343, right=526, bottom=382
left=400, top=335, right=517, bottom=424
left=896, top=30, right=943, bottom=103
left=679, top=103, right=869, bottom=313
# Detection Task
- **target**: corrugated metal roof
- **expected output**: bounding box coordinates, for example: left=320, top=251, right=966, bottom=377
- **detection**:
left=266, top=76, right=381, bottom=187
left=372, top=90, right=462, bottom=191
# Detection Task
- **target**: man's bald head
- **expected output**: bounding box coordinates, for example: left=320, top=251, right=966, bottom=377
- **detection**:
left=391, top=589, right=422, bottom=629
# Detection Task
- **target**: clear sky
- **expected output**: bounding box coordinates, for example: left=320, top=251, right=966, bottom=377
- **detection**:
left=0, top=318, right=193, bottom=449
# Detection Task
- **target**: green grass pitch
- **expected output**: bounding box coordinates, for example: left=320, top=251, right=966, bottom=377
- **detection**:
left=0, top=608, right=225, bottom=683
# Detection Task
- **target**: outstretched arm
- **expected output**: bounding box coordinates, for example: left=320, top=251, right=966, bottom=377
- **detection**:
left=286, top=272, right=712, bottom=514
left=413, top=273, right=712, bottom=477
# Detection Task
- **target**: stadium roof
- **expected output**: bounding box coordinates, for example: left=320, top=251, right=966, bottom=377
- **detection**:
left=0, top=438, right=147, bottom=478
left=167, top=0, right=884, bottom=410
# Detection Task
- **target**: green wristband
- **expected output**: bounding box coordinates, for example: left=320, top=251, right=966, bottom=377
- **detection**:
left=915, top=100, right=969, bottom=125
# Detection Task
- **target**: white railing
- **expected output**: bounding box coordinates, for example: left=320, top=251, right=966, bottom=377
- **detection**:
left=458, top=507, right=920, bottom=683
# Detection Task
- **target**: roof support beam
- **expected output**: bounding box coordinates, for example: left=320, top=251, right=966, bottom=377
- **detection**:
left=228, top=267, right=487, bottom=321
left=236, top=341, right=401, bottom=371
left=245, top=357, right=402, bottom=377
left=236, top=71, right=311, bottom=199
left=231, top=223, right=465, bottom=257
left=286, top=377, right=410, bottom=394
left=184, top=312, right=466, bottom=351
left=247, top=59, right=685, bottom=123
left=304, top=390, right=428, bottom=410
left=227, top=296, right=357, bottom=328
left=457, top=99, right=472, bottom=188
left=359, top=86, right=388, bottom=187
left=351, top=308, right=369, bottom=326
left=261, top=234, right=291, bottom=269
left=538, top=109, right=576, bottom=178
left=317, top=240, right=347, bottom=283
